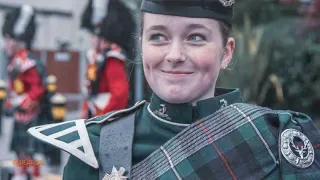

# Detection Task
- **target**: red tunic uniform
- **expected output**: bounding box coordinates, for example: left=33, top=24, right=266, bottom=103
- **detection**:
left=82, top=43, right=129, bottom=118
left=7, top=49, right=45, bottom=123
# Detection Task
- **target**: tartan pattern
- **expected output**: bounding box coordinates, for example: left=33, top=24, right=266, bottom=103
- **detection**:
left=131, top=103, right=320, bottom=180
left=11, top=117, right=39, bottom=154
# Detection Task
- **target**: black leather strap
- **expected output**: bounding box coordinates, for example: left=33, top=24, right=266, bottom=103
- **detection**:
left=99, top=112, right=136, bottom=179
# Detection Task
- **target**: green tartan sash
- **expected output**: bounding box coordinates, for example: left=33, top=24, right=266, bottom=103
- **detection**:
left=131, top=103, right=320, bottom=180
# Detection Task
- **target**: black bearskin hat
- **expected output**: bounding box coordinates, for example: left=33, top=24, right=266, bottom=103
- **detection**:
left=81, top=0, right=136, bottom=53
left=2, top=4, right=37, bottom=49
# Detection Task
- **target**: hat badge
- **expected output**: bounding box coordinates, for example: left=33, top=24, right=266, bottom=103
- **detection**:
left=219, top=0, right=235, bottom=7
left=280, top=129, right=314, bottom=168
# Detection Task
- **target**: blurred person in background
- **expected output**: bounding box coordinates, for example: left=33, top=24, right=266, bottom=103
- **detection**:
left=80, top=0, right=135, bottom=119
left=0, top=79, right=7, bottom=135
left=2, top=4, right=45, bottom=180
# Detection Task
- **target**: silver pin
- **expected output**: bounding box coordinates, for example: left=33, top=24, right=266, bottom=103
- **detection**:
left=219, top=99, right=228, bottom=108
left=281, top=129, right=314, bottom=168
left=102, top=166, right=127, bottom=180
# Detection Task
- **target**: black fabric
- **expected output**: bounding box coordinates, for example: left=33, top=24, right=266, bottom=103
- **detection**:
left=141, top=0, right=233, bottom=27
left=100, top=0, right=136, bottom=54
left=80, top=0, right=136, bottom=55
left=80, top=0, right=95, bottom=33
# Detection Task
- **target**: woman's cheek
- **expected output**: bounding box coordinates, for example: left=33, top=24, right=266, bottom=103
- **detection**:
left=143, top=46, right=164, bottom=66
left=192, top=53, right=216, bottom=71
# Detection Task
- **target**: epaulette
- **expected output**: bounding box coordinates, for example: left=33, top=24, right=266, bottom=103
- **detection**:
left=14, top=53, right=36, bottom=73
left=27, top=100, right=146, bottom=169
left=104, top=44, right=127, bottom=62
left=86, top=44, right=127, bottom=64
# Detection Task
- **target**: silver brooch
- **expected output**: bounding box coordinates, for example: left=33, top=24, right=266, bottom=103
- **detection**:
left=153, top=104, right=171, bottom=121
left=219, top=0, right=235, bottom=7
left=102, top=166, right=127, bottom=180
left=281, top=129, right=314, bottom=168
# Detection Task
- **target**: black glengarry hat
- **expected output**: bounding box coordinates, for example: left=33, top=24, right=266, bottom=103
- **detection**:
left=141, top=0, right=234, bottom=27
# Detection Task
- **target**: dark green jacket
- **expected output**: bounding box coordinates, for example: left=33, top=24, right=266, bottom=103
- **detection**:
left=28, top=89, right=320, bottom=179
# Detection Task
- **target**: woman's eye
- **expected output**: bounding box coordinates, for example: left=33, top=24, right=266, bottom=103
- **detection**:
left=150, top=34, right=166, bottom=42
left=188, top=34, right=205, bottom=42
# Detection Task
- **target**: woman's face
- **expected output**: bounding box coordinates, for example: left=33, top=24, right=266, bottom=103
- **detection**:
left=142, top=13, right=235, bottom=104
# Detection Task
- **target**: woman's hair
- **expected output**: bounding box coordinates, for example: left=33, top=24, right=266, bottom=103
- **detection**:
left=218, top=21, right=231, bottom=46
left=140, top=13, right=231, bottom=46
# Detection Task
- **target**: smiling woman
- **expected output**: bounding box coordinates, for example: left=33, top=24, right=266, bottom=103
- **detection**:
left=28, top=0, right=320, bottom=180
left=142, top=13, right=234, bottom=104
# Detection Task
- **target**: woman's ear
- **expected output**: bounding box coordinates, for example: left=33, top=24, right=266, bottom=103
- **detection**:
left=221, top=37, right=235, bottom=69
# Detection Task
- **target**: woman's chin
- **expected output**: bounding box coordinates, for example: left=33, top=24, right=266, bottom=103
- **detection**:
left=159, top=91, right=194, bottom=104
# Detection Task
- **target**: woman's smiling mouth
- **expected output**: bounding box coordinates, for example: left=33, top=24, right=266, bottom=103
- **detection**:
left=161, top=70, right=194, bottom=75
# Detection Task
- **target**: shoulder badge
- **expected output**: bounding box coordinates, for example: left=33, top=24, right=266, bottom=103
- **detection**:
left=28, top=119, right=99, bottom=168
left=281, top=128, right=314, bottom=168
left=28, top=100, right=146, bottom=169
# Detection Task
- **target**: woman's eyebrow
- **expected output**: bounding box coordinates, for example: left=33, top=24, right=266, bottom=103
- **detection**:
left=186, top=24, right=211, bottom=32
left=145, top=25, right=168, bottom=33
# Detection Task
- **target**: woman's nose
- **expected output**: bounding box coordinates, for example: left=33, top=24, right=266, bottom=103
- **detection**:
left=165, top=41, right=187, bottom=63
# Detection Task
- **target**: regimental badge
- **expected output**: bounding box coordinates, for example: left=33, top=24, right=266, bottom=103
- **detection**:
left=102, top=166, right=127, bottom=180
left=219, top=99, right=228, bottom=108
left=281, top=129, right=314, bottom=168
left=219, top=0, right=235, bottom=7
left=153, top=104, right=172, bottom=121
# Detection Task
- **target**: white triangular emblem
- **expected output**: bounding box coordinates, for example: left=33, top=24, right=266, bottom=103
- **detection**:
left=28, top=120, right=99, bottom=168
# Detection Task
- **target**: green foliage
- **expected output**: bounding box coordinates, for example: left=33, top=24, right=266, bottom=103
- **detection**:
left=218, top=1, right=320, bottom=118
left=217, top=13, right=270, bottom=104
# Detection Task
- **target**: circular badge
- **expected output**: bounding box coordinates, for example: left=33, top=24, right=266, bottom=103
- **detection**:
left=281, top=129, right=314, bottom=168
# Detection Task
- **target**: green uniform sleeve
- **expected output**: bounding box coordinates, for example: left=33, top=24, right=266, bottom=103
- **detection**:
left=63, top=155, right=99, bottom=180
left=278, top=111, right=320, bottom=179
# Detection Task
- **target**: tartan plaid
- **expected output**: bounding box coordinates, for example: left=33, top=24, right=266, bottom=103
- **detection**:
left=10, top=117, right=39, bottom=154
left=11, top=107, right=49, bottom=154
left=131, top=103, right=320, bottom=180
